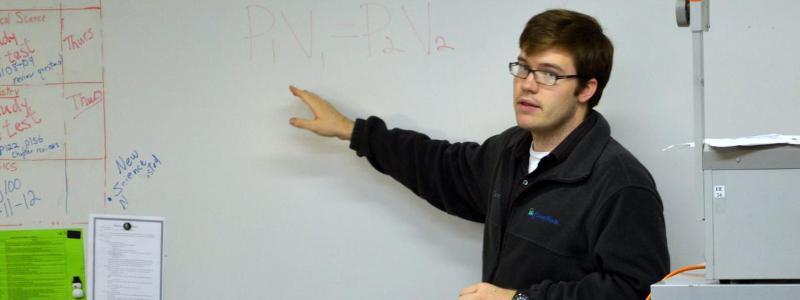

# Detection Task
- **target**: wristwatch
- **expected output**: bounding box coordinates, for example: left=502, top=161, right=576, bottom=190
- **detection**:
left=512, top=290, right=530, bottom=300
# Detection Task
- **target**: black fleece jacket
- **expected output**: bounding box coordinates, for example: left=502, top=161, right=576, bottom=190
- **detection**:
left=349, top=111, right=669, bottom=300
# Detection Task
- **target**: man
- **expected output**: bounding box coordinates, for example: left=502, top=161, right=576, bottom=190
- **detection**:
left=288, top=9, right=669, bottom=300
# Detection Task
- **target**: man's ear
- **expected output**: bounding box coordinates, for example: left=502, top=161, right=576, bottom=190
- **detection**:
left=577, top=78, right=598, bottom=104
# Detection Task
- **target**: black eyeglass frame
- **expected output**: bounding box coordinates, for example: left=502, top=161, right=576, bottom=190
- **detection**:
left=508, top=62, right=582, bottom=86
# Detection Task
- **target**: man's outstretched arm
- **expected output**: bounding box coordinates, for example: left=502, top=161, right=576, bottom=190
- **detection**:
left=287, top=86, right=494, bottom=222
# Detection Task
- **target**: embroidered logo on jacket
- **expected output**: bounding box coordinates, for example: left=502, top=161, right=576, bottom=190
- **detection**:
left=527, top=208, right=560, bottom=225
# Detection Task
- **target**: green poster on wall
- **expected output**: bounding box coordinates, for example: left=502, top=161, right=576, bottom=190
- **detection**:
left=0, top=228, right=86, bottom=300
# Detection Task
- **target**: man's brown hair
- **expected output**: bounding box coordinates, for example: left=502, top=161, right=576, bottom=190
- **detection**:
left=519, top=9, right=614, bottom=108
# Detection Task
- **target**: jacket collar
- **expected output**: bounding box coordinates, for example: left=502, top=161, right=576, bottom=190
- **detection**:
left=507, top=110, right=611, bottom=183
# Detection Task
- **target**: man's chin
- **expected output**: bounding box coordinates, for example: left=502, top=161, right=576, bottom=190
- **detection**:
left=515, top=115, right=542, bottom=131
left=515, top=121, right=544, bottom=133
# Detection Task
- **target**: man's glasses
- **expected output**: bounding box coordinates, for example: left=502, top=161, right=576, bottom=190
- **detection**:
left=508, top=62, right=581, bottom=86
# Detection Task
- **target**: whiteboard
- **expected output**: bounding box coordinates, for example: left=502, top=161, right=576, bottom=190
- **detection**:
left=0, top=0, right=798, bottom=299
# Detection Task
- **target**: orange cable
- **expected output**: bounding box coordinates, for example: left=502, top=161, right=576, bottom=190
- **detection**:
left=646, top=263, right=706, bottom=300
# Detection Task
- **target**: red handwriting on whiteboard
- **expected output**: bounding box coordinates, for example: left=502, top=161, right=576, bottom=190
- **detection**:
left=12, top=11, right=47, bottom=24
left=0, top=31, right=18, bottom=47
left=3, top=37, right=35, bottom=64
left=0, top=87, right=19, bottom=98
left=0, top=161, right=16, bottom=172
left=66, top=90, right=104, bottom=119
left=0, top=11, right=47, bottom=26
left=63, top=28, right=95, bottom=51
left=245, top=1, right=454, bottom=63
left=0, top=97, right=42, bottom=140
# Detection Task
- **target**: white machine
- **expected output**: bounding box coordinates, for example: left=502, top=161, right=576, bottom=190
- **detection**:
left=652, top=1, right=800, bottom=299
left=702, top=146, right=800, bottom=280
left=675, top=0, right=800, bottom=281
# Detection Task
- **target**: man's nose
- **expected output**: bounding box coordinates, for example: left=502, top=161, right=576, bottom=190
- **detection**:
left=520, top=73, right=539, bottom=92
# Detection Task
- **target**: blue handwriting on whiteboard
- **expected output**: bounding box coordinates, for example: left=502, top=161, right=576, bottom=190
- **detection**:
left=109, top=150, right=163, bottom=210
left=0, top=177, right=42, bottom=218
left=0, top=135, right=60, bottom=159
left=12, top=55, right=63, bottom=84
left=0, top=56, right=35, bottom=80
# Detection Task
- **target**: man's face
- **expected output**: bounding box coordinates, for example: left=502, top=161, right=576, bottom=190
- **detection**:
left=513, top=49, right=587, bottom=135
